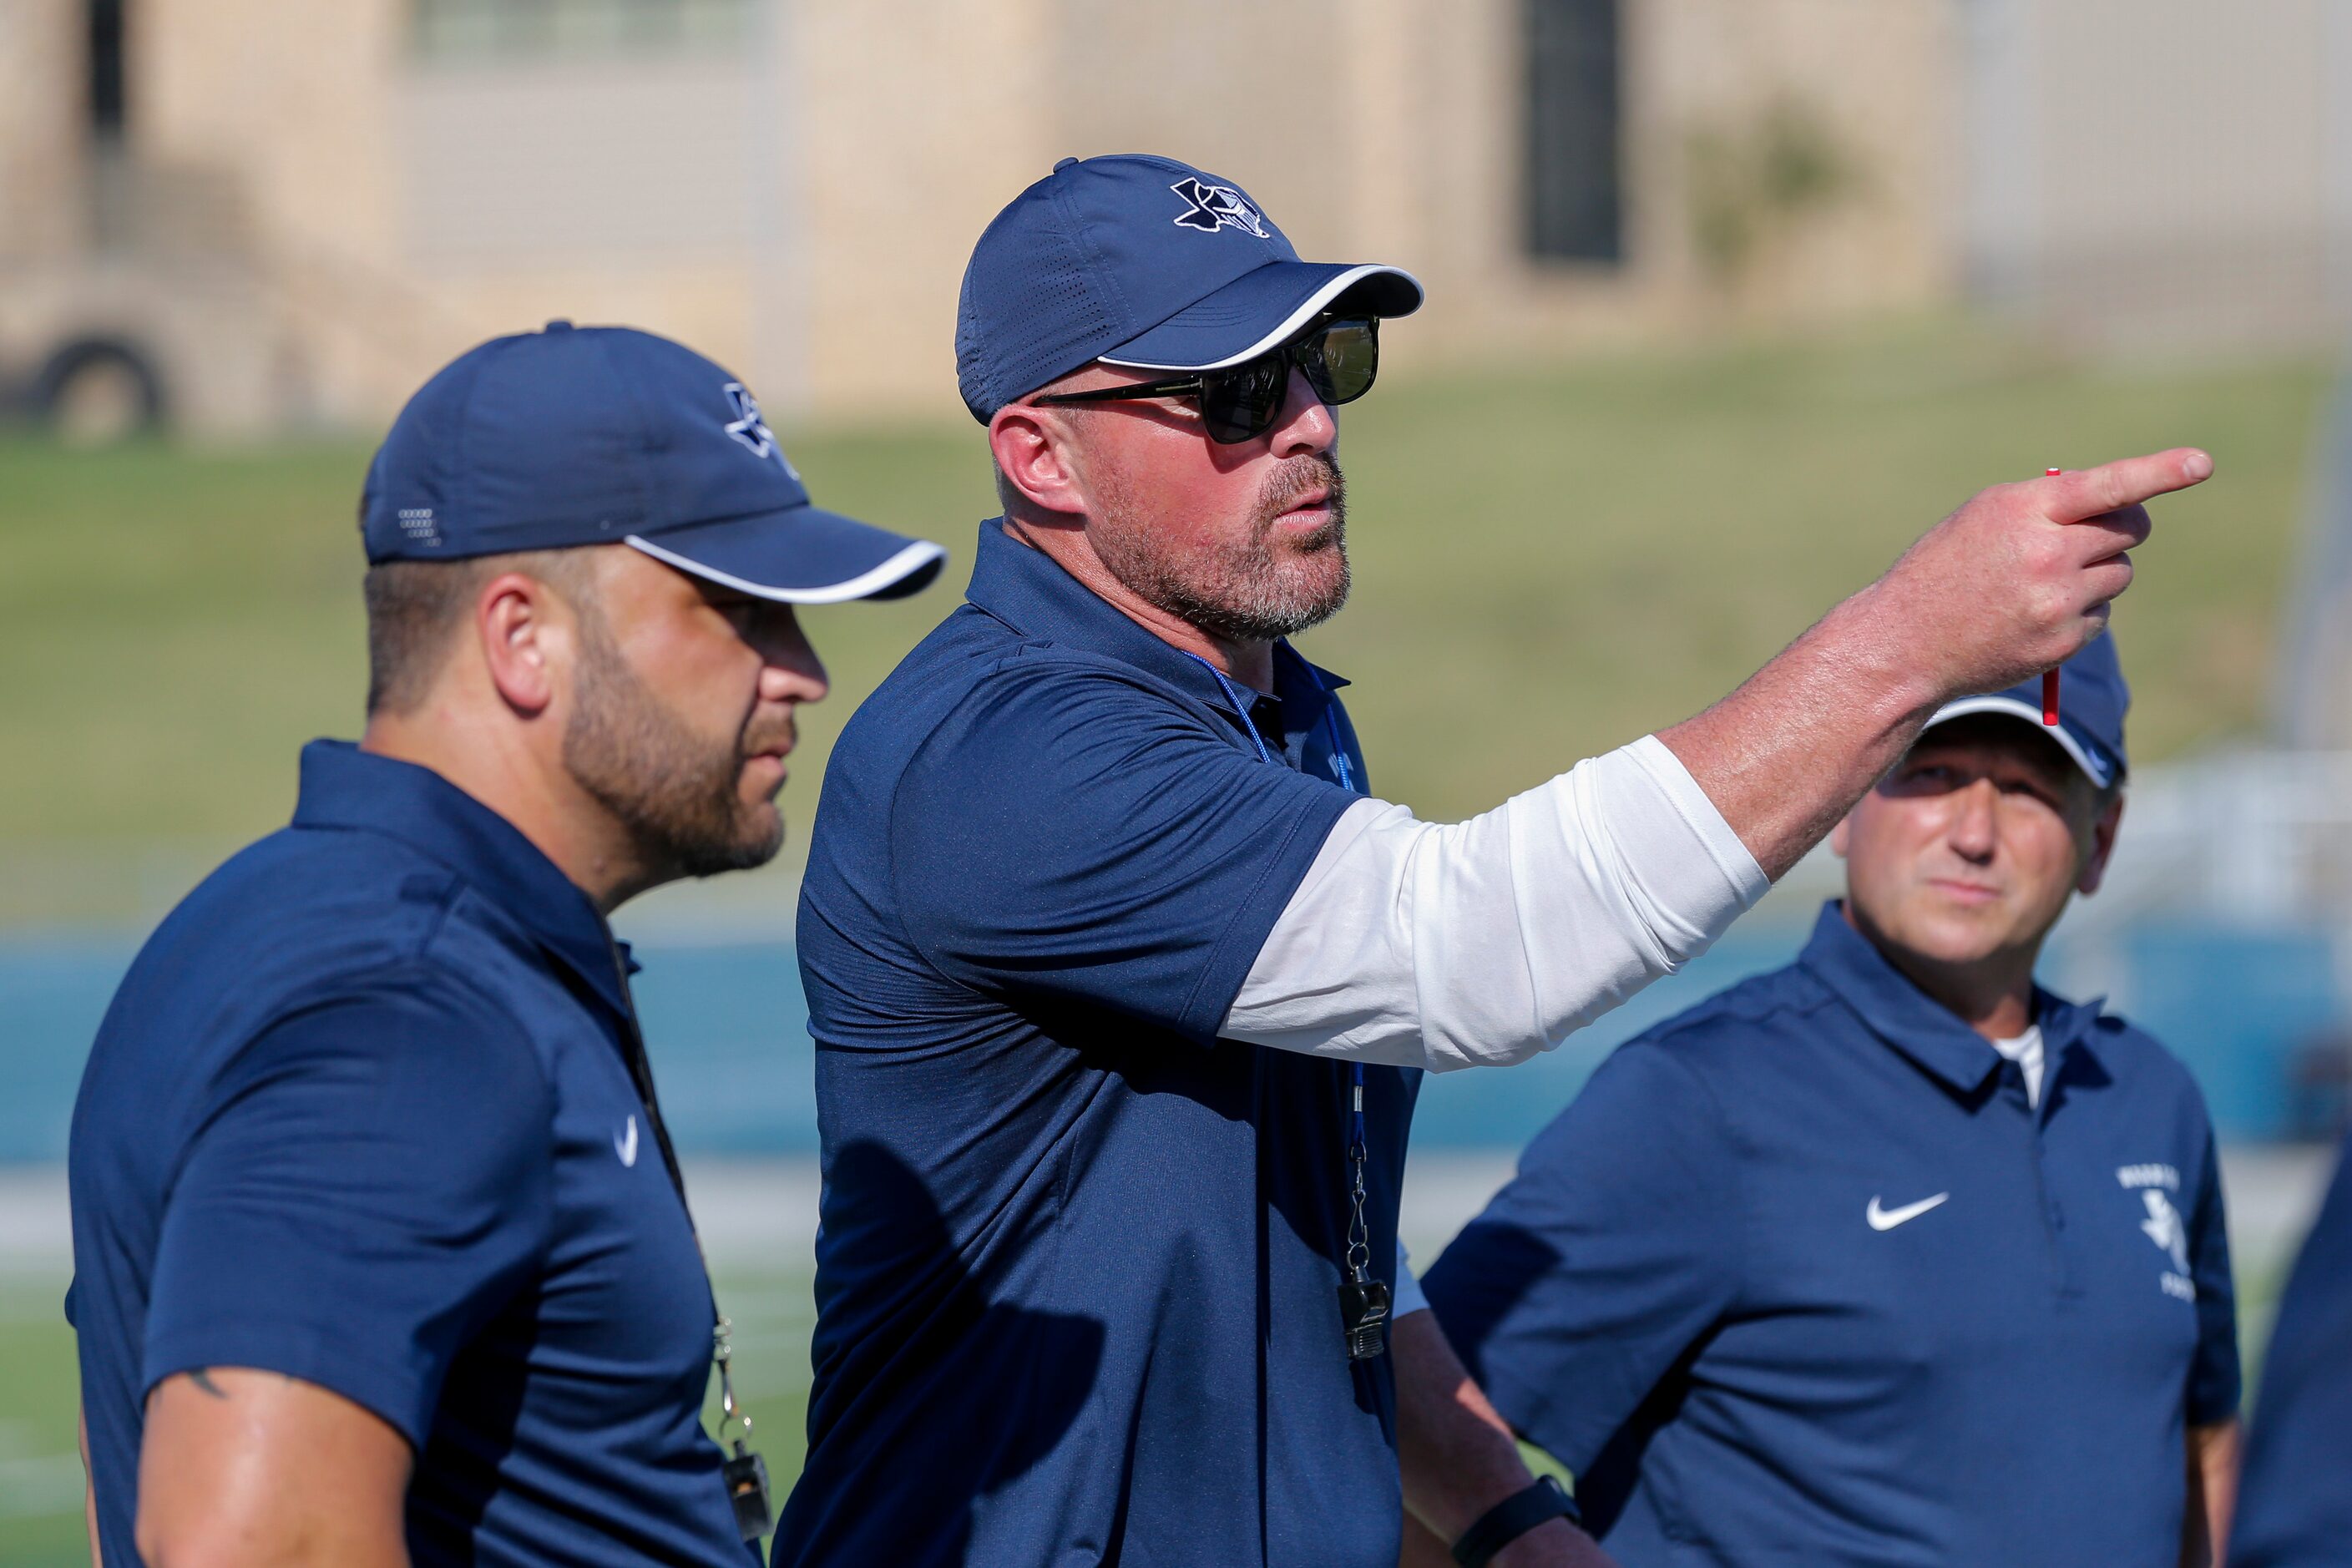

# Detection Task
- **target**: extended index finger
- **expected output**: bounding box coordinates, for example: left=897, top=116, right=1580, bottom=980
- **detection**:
left=2045, top=448, right=2213, bottom=522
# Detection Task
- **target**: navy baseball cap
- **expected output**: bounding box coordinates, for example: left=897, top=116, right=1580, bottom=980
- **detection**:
left=1925, top=630, right=2129, bottom=787
left=954, top=154, right=1424, bottom=422
left=361, top=323, right=946, bottom=602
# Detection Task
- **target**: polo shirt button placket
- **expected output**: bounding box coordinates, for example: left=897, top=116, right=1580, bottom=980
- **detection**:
left=2025, top=1071, right=2086, bottom=1300
left=2003, top=1060, right=2070, bottom=1297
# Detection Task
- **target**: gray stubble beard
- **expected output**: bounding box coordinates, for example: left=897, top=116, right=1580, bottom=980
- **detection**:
left=1093, top=454, right=1352, bottom=646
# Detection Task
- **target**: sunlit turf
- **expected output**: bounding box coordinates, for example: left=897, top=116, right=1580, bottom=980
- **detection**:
left=0, top=1255, right=2299, bottom=1563
left=0, top=321, right=2329, bottom=925
left=0, top=1282, right=94, bottom=1568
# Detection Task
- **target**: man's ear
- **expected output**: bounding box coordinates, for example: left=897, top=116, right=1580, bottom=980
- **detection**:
left=2076, top=788, right=2125, bottom=896
left=474, top=570, right=572, bottom=719
left=1828, top=812, right=1854, bottom=859
left=988, top=403, right=1088, bottom=524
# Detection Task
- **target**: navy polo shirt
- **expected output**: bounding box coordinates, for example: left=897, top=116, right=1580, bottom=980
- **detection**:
left=782, top=519, right=1418, bottom=1566
left=1424, top=903, right=2238, bottom=1567
left=68, top=741, right=756, bottom=1567
left=2230, top=1130, right=2352, bottom=1566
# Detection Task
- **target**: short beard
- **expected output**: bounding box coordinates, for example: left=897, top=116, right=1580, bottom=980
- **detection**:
left=1094, top=454, right=1351, bottom=645
left=561, top=598, right=784, bottom=883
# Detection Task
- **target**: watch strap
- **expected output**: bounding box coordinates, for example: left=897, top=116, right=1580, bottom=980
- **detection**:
left=1450, top=1474, right=1581, bottom=1568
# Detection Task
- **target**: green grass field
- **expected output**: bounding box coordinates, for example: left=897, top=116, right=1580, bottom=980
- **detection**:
left=0, top=321, right=2329, bottom=923
left=0, top=1285, right=85, bottom=1567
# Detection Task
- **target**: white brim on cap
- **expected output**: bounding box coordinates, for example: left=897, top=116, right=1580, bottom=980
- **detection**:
left=1924, top=695, right=2115, bottom=788
left=625, top=504, right=947, bottom=605
left=1099, top=261, right=1424, bottom=373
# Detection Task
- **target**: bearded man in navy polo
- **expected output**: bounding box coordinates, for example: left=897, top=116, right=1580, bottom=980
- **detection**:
left=68, top=326, right=943, bottom=1567
left=781, top=152, right=2210, bottom=1567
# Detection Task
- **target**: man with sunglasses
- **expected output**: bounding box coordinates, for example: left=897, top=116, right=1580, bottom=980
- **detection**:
left=1033, top=311, right=1381, bottom=442
left=778, top=154, right=2208, bottom=1568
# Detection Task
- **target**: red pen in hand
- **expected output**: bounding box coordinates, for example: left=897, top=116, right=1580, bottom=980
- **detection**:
left=2042, top=470, right=2062, bottom=726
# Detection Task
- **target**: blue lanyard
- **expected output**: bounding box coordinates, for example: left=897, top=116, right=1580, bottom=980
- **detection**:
left=1317, top=706, right=1363, bottom=1147
left=1190, top=652, right=1388, bottom=1359
left=1187, top=653, right=1273, bottom=767
left=1186, top=656, right=1369, bottom=1202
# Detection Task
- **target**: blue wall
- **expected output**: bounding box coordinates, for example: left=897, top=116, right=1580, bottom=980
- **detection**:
left=2, top=915, right=2339, bottom=1164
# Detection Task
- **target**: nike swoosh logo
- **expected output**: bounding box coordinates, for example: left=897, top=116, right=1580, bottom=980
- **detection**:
left=1867, top=1192, right=1949, bottom=1231
left=615, top=1115, right=639, bottom=1168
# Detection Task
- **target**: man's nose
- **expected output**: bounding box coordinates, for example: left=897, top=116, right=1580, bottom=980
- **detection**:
left=1267, top=366, right=1337, bottom=458
left=1947, top=778, right=1999, bottom=861
left=754, top=609, right=830, bottom=704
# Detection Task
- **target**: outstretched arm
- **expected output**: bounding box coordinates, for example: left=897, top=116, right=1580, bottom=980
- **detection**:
left=1226, top=451, right=2209, bottom=1069
left=137, top=1369, right=410, bottom=1568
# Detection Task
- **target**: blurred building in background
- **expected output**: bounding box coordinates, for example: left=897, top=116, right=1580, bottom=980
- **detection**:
left=7, top=0, right=1955, bottom=436
left=11, top=0, right=2342, bottom=440
left=9, top=0, right=2349, bottom=440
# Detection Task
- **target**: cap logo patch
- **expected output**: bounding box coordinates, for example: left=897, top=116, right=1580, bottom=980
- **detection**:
left=721, top=382, right=801, bottom=480
left=1171, top=176, right=1267, bottom=238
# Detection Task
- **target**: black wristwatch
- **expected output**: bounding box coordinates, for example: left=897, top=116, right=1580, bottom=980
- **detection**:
left=1450, top=1474, right=1581, bottom=1567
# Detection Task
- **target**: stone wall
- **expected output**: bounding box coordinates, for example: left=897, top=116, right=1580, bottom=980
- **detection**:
left=0, top=0, right=87, bottom=261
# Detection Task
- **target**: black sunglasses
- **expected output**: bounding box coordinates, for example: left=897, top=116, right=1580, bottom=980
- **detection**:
left=1035, top=316, right=1381, bottom=444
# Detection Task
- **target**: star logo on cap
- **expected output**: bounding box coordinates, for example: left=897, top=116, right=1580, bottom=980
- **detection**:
left=1170, top=176, right=1267, bottom=238
left=721, top=382, right=800, bottom=479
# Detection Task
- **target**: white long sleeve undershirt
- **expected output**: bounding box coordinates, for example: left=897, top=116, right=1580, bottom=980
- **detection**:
left=1221, top=735, right=1768, bottom=1073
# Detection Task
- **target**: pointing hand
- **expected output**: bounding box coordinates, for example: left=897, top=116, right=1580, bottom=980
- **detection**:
left=1865, top=448, right=2211, bottom=707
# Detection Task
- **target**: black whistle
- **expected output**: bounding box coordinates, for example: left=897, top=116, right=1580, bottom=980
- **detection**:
left=723, top=1443, right=773, bottom=1541
left=1338, top=1277, right=1392, bottom=1362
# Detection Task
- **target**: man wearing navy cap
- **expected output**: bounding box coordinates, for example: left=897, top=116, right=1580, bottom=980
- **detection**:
left=67, top=323, right=941, bottom=1566
left=784, top=151, right=2208, bottom=1567
left=1419, top=633, right=2243, bottom=1567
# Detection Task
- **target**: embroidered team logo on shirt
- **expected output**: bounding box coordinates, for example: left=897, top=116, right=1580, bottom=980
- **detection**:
left=2117, top=1163, right=2194, bottom=1299
left=1171, top=177, right=1268, bottom=238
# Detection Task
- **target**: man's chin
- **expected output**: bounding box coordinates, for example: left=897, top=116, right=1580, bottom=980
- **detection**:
left=735, top=807, right=787, bottom=867
left=1265, top=548, right=1349, bottom=619
left=1892, top=908, right=2031, bottom=971
left=661, top=802, right=785, bottom=880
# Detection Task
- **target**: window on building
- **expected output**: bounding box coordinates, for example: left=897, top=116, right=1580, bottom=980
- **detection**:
left=1524, top=0, right=1623, bottom=264
left=89, top=0, right=127, bottom=141
left=412, top=0, right=752, bottom=62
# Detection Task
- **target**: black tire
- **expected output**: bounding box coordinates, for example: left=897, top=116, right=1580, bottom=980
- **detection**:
left=31, top=336, right=168, bottom=439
